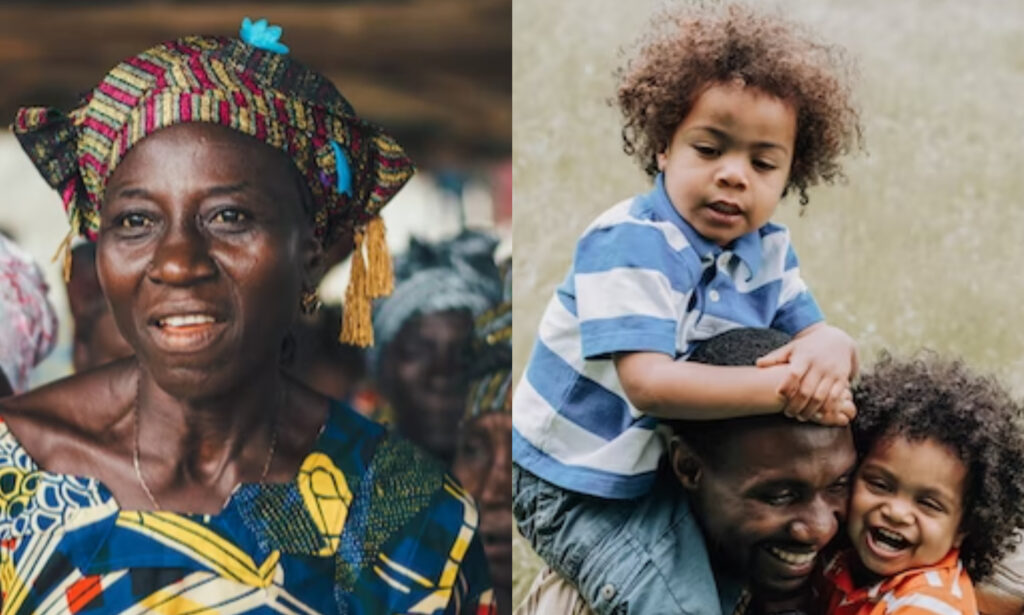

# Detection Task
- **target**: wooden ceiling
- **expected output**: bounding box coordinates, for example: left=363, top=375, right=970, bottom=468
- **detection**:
left=0, top=0, right=511, bottom=165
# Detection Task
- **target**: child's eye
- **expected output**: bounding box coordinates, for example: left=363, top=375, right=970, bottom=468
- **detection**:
left=918, top=498, right=946, bottom=513
left=693, top=144, right=720, bottom=157
left=752, top=159, right=777, bottom=171
left=864, top=477, right=892, bottom=493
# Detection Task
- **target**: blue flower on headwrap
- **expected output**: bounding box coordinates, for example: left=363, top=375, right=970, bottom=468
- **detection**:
left=329, top=140, right=353, bottom=197
left=240, top=18, right=290, bottom=55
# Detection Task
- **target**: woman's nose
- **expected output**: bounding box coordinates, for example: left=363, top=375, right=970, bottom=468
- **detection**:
left=479, top=440, right=512, bottom=506
left=147, top=221, right=217, bottom=285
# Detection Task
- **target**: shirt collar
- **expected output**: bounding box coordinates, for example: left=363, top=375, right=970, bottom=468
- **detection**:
left=830, top=548, right=963, bottom=603
left=649, top=173, right=763, bottom=279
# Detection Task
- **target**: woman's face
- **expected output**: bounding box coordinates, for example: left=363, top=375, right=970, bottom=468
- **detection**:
left=380, top=309, right=474, bottom=463
left=452, top=412, right=513, bottom=593
left=97, top=123, right=318, bottom=397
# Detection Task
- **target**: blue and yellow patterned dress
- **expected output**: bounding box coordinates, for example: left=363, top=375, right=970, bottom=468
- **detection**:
left=0, top=401, right=495, bottom=614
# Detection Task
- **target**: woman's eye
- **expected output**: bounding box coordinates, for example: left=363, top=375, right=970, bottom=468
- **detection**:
left=211, top=209, right=249, bottom=224
left=458, top=436, right=489, bottom=463
left=119, top=213, right=152, bottom=228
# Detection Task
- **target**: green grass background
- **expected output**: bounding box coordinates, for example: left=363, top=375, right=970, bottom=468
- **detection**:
left=512, top=0, right=1024, bottom=607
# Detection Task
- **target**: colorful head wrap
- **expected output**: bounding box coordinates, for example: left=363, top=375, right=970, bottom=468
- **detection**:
left=464, top=259, right=511, bottom=419
left=0, top=235, right=59, bottom=395
left=11, top=18, right=413, bottom=346
left=370, top=230, right=502, bottom=374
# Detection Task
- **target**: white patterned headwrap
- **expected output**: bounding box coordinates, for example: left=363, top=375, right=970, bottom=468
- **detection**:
left=0, top=235, right=59, bottom=394
left=370, top=230, right=502, bottom=374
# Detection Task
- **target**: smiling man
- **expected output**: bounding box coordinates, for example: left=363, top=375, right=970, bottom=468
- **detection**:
left=515, top=328, right=857, bottom=615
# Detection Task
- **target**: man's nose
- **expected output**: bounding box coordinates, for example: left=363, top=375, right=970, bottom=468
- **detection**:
left=788, top=496, right=839, bottom=545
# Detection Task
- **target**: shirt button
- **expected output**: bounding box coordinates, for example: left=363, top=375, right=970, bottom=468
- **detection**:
left=600, top=583, right=617, bottom=600
left=708, top=289, right=720, bottom=302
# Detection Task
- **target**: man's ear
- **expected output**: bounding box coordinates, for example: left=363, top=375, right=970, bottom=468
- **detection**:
left=670, top=435, right=704, bottom=492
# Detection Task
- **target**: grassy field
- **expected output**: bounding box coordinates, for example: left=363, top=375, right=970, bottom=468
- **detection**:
left=512, top=0, right=1024, bottom=606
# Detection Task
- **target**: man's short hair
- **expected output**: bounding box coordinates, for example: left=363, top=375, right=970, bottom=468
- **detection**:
left=666, top=327, right=794, bottom=466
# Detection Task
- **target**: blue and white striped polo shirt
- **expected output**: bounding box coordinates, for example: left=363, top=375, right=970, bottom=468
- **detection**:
left=512, top=175, right=824, bottom=499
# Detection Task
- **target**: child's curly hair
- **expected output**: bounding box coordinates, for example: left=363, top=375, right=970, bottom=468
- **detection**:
left=616, top=3, right=862, bottom=206
left=852, top=353, right=1024, bottom=581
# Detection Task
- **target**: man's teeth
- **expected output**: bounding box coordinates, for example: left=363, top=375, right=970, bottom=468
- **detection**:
left=159, top=314, right=215, bottom=327
left=768, top=547, right=817, bottom=565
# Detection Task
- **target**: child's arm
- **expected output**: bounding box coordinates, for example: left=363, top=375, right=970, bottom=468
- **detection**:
left=615, top=351, right=831, bottom=421
left=756, top=322, right=859, bottom=422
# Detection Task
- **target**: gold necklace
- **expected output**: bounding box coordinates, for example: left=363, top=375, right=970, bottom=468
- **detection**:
left=131, top=384, right=278, bottom=512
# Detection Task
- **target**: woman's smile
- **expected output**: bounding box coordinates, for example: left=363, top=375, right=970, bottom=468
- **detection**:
left=147, top=313, right=229, bottom=354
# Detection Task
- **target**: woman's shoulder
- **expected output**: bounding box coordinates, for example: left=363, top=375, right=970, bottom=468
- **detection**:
left=0, top=360, right=135, bottom=467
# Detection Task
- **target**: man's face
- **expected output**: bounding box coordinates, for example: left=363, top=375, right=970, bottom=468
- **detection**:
left=681, top=423, right=856, bottom=599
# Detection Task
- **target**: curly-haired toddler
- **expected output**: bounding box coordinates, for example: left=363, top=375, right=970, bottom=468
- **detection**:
left=822, top=355, right=1024, bottom=614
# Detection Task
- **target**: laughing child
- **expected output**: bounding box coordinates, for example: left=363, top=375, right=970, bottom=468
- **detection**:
left=513, top=3, right=863, bottom=613
left=823, top=355, right=1024, bottom=614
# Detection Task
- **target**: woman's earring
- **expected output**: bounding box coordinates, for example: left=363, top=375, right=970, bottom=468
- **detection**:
left=300, top=288, right=322, bottom=315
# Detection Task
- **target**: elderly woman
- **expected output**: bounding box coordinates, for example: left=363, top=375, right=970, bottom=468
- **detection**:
left=0, top=234, right=58, bottom=397
left=453, top=261, right=513, bottom=614
left=371, top=230, right=502, bottom=466
left=0, top=20, right=493, bottom=614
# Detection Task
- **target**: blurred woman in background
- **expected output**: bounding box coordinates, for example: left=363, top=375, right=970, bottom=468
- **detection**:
left=453, top=260, right=513, bottom=614
left=370, top=229, right=502, bottom=466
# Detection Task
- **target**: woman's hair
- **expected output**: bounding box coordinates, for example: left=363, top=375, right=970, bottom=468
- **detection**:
left=616, top=2, right=862, bottom=206
left=852, top=353, right=1024, bottom=580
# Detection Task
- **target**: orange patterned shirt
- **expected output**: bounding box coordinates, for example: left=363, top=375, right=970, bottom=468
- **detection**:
left=822, top=549, right=977, bottom=615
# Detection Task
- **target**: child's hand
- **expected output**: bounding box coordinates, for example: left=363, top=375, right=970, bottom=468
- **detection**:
left=810, top=384, right=855, bottom=426
left=756, top=324, right=859, bottom=423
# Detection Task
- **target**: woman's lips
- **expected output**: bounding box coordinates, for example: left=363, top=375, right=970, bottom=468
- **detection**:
left=148, top=313, right=227, bottom=353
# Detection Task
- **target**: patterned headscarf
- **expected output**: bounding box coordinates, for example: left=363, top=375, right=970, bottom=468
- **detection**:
left=0, top=235, right=58, bottom=395
left=371, top=230, right=502, bottom=374
left=11, top=18, right=413, bottom=346
left=464, top=259, right=511, bottom=418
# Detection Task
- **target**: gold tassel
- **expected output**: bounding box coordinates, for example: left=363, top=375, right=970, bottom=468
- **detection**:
left=51, top=229, right=74, bottom=283
left=365, top=216, right=393, bottom=298
left=340, top=227, right=373, bottom=347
